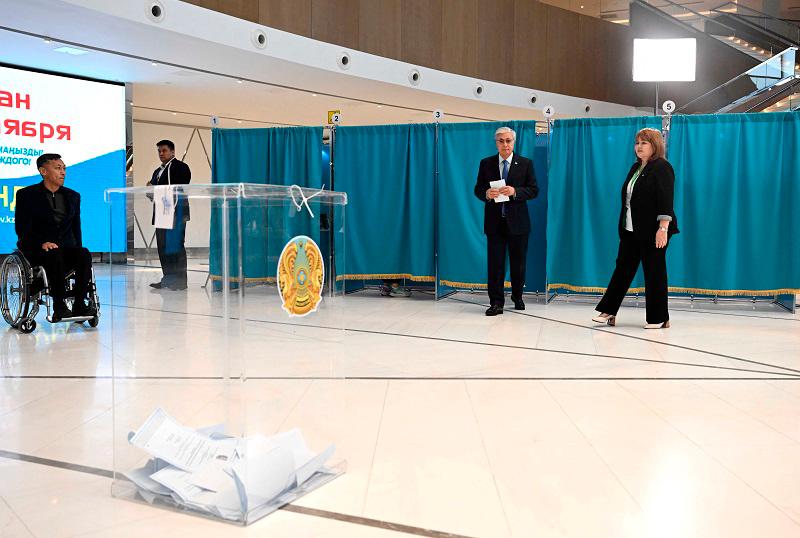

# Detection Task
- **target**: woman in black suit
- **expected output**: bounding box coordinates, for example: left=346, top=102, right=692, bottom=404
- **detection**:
left=593, top=128, right=679, bottom=329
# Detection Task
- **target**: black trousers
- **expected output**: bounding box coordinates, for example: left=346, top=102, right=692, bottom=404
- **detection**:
left=155, top=223, right=188, bottom=287
left=486, top=219, right=529, bottom=307
left=29, top=247, right=92, bottom=302
left=596, top=231, right=669, bottom=324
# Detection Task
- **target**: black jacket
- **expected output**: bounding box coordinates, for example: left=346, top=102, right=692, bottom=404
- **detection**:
left=149, top=158, right=192, bottom=224
left=15, top=181, right=82, bottom=256
left=473, top=153, right=539, bottom=235
left=619, top=157, right=680, bottom=241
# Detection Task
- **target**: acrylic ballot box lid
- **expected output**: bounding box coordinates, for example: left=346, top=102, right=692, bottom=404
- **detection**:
left=105, top=182, right=348, bottom=204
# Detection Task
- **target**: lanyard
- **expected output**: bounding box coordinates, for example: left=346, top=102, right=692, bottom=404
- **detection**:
left=629, top=165, right=644, bottom=191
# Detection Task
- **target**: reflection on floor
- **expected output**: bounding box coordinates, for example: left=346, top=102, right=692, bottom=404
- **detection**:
left=1, top=265, right=799, bottom=537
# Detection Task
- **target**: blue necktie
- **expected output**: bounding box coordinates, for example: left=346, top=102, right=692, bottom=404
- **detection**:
left=501, top=159, right=509, bottom=217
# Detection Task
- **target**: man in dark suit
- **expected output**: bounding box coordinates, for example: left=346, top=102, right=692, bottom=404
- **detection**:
left=15, top=153, right=95, bottom=321
left=473, top=127, right=539, bottom=316
left=148, top=139, right=191, bottom=290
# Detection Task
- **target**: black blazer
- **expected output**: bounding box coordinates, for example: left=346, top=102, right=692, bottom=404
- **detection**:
left=619, top=157, right=680, bottom=241
left=15, top=181, right=82, bottom=256
left=149, top=158, right=192, bottom=224
left=473, top=154, right=539, bottom=235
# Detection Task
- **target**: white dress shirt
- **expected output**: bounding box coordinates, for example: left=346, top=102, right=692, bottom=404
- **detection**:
left=498, top=152, right=513, bottom=179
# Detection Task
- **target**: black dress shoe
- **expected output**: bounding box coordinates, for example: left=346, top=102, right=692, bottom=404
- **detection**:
left=149, top=281, right=163, bottom=289
left=52, top=302, right=73, bottom=322
left=513, top=298, right=525, bottom=310
left=485, top=305, right=504, bottom=316
left=72, top=301, right=97, bottom=317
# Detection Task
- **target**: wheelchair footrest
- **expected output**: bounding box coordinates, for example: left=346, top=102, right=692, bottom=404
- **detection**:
left=46, top=315, right=94, bottom=323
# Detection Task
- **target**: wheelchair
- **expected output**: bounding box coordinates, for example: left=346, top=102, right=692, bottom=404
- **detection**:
left=0, top=250, right=100, bottom=333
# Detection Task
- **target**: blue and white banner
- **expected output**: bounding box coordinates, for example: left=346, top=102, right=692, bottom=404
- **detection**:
left=0, top=65, right=126, bottom=253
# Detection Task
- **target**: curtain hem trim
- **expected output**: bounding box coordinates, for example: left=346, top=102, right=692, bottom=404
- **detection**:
left=547, top=283, right=800, bottom=297
left=336, top=273, right=436, bottom=282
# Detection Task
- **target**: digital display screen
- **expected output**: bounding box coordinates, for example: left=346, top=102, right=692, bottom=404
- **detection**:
left=0, top=64, right=126, bottom=253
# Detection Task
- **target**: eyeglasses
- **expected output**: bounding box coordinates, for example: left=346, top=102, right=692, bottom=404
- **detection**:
left=496, top=138, right=514, bottom=144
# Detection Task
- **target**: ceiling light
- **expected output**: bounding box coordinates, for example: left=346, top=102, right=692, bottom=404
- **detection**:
left=172, top=112, right=177, bottom=115
left=312, top=94, right=317, bottom=97
left=237, top=120, right=242, bottom=123
left=236, top=79, right=243, bottom=84
left=377, top=105, right=382, bottom=108
left=53, top=46, right=88, bottom=56
left=43, top=37, right=52, bottom=44
left=151, top=61, right=159, bottom=66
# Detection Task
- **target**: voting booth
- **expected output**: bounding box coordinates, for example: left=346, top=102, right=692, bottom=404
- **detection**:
left=104, top=183, right=347, bottom=525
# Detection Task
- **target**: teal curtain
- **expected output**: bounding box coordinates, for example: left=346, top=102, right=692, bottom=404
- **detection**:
left=546, top=116, right=662, bottom=292
left=668, top=112, right=800, bottom=295
left=334, top=123, right=435, bottom=282
left=437, top=120, right=544, bottom=290
left=210, top=127, right=324, bottom=282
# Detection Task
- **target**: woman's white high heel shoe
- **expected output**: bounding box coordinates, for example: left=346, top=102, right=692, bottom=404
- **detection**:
left=644, top=321, right=670, bottom=329
left=592, top=313, right=616, bottom=326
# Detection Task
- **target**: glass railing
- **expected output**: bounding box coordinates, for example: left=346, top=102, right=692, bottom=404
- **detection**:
left=675, top=47, right=799, bottom=113
left=640, top=0, right=740, bottom=34
left=712, top=2, right=800, bottom=46
left=640, top=0, right=711, bottom=32
left=761, top=90, right=800, bottom=113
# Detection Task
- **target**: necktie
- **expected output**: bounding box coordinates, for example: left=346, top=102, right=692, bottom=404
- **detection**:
left=501, top=159, right=509, bottom=217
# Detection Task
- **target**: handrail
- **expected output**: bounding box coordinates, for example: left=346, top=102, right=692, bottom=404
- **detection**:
left=710, top=1, right=799, bottom=45
left=713, top=2, right=799, bottom=28
left=737, top=80, right=800, bottom=113
left=641, top=0, right=742, bottom=36
left=675, top=46, right=798, bottom=113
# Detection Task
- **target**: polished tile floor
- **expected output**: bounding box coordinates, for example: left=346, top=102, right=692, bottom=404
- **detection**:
left=1, top=265, right=799, bottom=537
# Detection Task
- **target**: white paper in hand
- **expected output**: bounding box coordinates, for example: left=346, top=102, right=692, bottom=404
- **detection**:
left=489, top=180, right=509, bottom=202
left=154, top=185, right=175, bottom=230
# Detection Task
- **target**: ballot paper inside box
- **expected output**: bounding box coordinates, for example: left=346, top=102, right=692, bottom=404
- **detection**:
left=104, top=184, right=349, bottom=525
left=118, top=409, right=344, bottom=524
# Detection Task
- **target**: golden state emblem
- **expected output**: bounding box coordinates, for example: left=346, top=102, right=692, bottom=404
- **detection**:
left=277, top=235, right=325, bottom=317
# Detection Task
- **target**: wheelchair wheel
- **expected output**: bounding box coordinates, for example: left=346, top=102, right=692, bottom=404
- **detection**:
left=1, top=254, right=30, bottom=328
left=19, top=319, right=36, bottom=333
left=87, top=316, right=99, bottom=328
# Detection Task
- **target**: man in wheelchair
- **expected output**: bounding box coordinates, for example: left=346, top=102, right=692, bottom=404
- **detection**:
left=15, top=153, right=96, bottom=322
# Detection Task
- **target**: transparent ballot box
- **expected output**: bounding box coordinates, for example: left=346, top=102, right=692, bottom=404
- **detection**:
left=104, top=183, right=347, bottom=525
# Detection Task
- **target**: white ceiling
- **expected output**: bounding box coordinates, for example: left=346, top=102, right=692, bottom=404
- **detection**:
left=0, top=0, right=642, bottom=129
left=0, top=27, right=486, bottom=129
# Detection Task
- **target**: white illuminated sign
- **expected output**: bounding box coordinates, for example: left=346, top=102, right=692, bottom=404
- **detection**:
left=633, top=38, right=697, bottom=82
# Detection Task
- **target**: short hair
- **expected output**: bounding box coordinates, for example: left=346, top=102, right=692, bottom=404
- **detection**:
left=635, top=128, right=665, bottom=160
left=494, top=127, right=516, bottom=140
left=37, top=153, right=62, bottom=169
left=156, top=139, right=175, bottom=151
